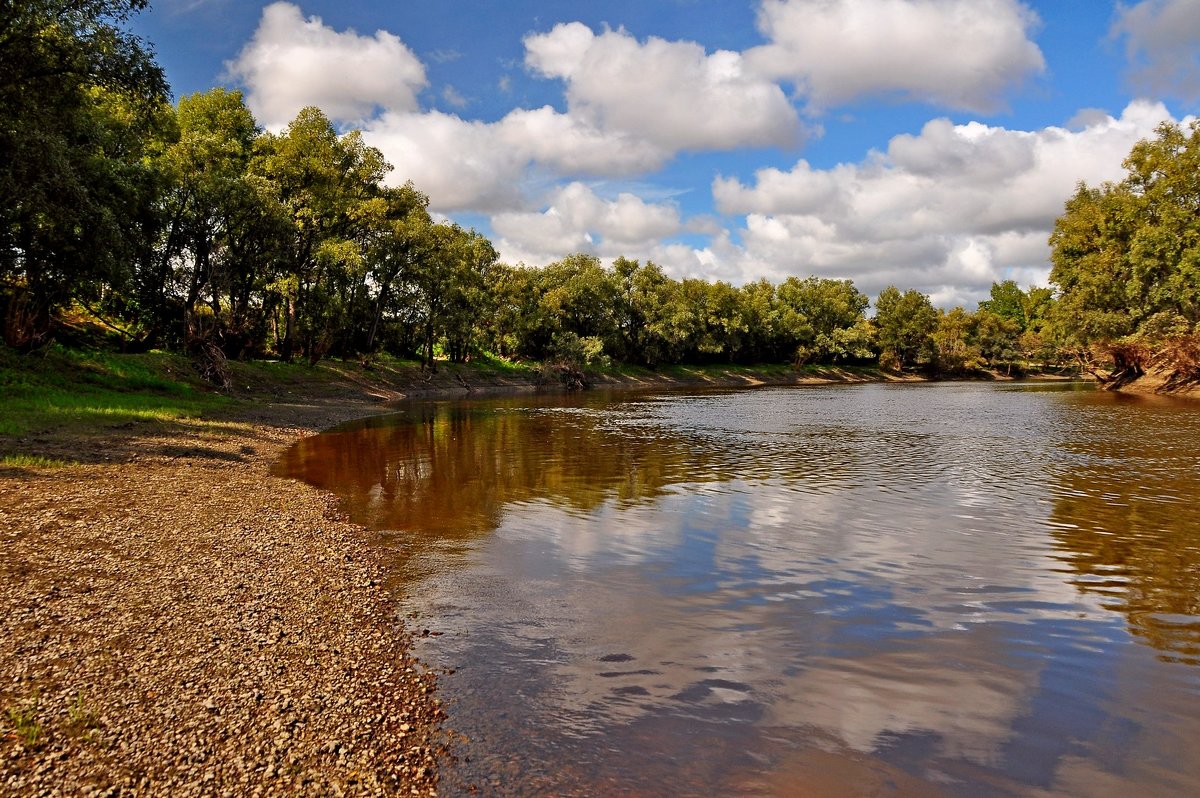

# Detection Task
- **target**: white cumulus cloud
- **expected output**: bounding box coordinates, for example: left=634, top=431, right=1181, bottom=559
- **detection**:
left=362, top=108, right=671, bottom=212
left=524, top=22, right=801, bottom=151
left=226, top=2, right=427, bottom=129
left=491, top=182, right=683, bottom=265
left=1112, top=0, right=1200, bottom=102
left=711, top=101, right=1185, bottom=303
left=745, top=0, right=1045, bottom=112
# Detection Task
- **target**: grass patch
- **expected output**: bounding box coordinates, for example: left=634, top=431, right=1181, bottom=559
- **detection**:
left=461, top=352, right=537, bottom=376
left=0, top=454, right=71, bottom=469
left=6, top=694, right=42, bottom=748
left=0, top=345, right=229, bottom=438
left=66, top=693, right=103, bottom=745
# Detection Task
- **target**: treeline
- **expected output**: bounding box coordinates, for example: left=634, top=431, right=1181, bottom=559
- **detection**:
left=1, top=75, right=500, bottom=365
left=479, top=258, right=1058, bottom=376
left=0, top=2, right=1047, bottom=376
left=3, top=3, right=1197, bottom=385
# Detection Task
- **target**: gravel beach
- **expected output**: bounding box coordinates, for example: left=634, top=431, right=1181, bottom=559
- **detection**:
left=0, top=393, right=447, bottom=796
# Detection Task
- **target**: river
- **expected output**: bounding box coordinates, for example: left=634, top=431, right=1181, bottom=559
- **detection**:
left=274, top=381, right=1200, bottom=796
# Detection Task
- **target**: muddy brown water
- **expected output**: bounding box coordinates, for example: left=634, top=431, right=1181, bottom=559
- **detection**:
left=274, top=382, right=1200, bottom=796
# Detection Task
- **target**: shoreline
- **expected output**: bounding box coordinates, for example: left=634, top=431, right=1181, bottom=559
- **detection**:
left=1108, top=367, right=1200, bottom=401
left=0, top=359, right=1085, bottom=795
left=0, top=392, right=446, bottom=796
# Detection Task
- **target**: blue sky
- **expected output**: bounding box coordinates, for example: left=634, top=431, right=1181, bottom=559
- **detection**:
left=132, top=0, right=1200, bottom=307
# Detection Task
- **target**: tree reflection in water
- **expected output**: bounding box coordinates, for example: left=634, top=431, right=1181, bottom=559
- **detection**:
left=1048, top=391, right=1200, bottom=665
left=273, top=393, right=711, bottom=539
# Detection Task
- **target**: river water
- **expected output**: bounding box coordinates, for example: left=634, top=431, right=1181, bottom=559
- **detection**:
left=273, top=382, right=1200, bottom=796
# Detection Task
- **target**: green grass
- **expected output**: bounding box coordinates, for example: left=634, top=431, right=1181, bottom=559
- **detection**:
left=453, top=352, right=537, bottom=376
left=6, top=694, right=42, bottom=748
left=0, top=454, right=70, bottom=469
left=0, top=345, right=229, bottom=438
left=0, top=344, right=909, bottom=450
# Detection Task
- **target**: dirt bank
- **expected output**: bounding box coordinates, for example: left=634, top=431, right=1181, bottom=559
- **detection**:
left=1110, top=367, right=1200, bottom=400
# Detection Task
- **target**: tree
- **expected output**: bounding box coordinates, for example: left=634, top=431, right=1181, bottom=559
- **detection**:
left=777, top=276, right=870, bottom=364
left=434, top=225, right=497, bottom=364
left=624, top=260, right=678, bottom=366
left=480, top=263, right=543, bottom=360
left=736, top=279, right=783, bottom=362
left=360, top=182, right=431, bottom=353
left=1050, top=121, right=1200, bottom=364
left=974, top=309, right=1021, bottom=373
left=253, top=107, right=390, bottom=362
left=150, top=89, right=262, bottom=350
left=979, top=280, right=1027, bottom=329
left=874, top=286, right=938, bottom=369
left=1022, top=285, right=1055, bottom=333
left=538, top=254, right=619, bottom=346
left=933, top=307, right=980, bottom=374
left=0, top=0, right=167, bottom=345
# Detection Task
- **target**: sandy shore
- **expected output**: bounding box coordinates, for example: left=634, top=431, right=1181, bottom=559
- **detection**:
left=0, top=391, right=448, bottom=797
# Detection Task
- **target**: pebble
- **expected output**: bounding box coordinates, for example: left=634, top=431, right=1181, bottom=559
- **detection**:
left=0, top=403, right=449, bottom=796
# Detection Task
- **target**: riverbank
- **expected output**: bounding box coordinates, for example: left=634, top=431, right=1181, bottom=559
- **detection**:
left=1110, top=366, right=1200, bottom=401
left=0, top=399, right=449, bottom=796
left=0, top=349, right=1070, bottom=795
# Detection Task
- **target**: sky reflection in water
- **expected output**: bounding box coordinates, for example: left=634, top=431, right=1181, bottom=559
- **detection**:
left=274, top=382, right=1200, bottom=796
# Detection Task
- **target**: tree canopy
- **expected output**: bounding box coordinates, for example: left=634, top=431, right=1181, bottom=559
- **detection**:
left=0, top=1, right=168, bottom=344
left=1049, top=121, right=1200, bottom=381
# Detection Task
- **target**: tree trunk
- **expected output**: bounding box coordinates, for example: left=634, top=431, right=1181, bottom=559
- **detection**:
left=281, top=294, right=295, bottom=362
left=366, top=282, right=390, bottom=352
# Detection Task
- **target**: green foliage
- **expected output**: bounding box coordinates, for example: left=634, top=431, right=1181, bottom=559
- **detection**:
left=550, top=331, right=609, bottom=369
left=933, top=306, right=983, bottom=374
left=1050, top=121, right=1200, bottom=359
left=874, top=286, right=938, bottom=368
left=979, top=280, right=1028, bottom=329
left=148, top=88, right=268, bottom=351
left=934, top=294, right=1055, bottom=375
left=778, top=277, right=871, bottom=364
left=0, top=1, right=167, bottom=346
left=974, top=309, right=1022, bottom=372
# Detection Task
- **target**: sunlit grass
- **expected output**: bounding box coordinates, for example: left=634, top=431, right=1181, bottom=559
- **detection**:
left=0, top=454, right=70, bottom=469
left=0, top=345, right=228, bottom=438
left=457, top=352, right=536, bottom=375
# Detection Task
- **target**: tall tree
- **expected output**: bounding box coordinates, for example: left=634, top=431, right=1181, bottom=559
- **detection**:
left=0, top=0, right=167, bottom=345
left=361, top=182, right=431, bottom=353
left=151, top=88, right=262, bottom=349
left=777, top=276, right=870, bottom=364
left=253, top=107, right=389, bottom=362
left=1050, top=121, right=1200, bottom=358
left=979, top=280, right=1027, bottom=329
left=874, top=286, right=938, bottom=369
